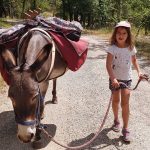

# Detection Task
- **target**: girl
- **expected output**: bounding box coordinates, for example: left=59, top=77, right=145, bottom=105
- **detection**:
left=106, top=21, right=142, bottom=142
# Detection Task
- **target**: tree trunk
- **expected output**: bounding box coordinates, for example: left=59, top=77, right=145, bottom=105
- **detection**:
left=62, top=0, right=66, bottom=20
left=87, top=13, right=91, bottom=28
left=21, top=0, right=26, bottom=17
left=32, top=0, right=36, bottom=10
left=116, top=0, right=121, bottom=21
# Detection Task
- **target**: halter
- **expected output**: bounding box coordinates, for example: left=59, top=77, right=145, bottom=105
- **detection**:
left=15, top=84, right=44, bottom=126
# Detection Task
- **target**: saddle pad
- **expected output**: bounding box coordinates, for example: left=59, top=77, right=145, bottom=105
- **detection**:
left=48, top=31, right=88, bottom=71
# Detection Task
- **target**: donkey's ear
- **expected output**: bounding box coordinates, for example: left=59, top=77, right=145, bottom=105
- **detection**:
left=0, top=45, right=16, bottom=71
left=30, top=44, right=51, bottom=72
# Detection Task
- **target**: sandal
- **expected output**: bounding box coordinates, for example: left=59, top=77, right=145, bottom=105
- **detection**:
left=122, top=128, right=131, bottom=142
left=112, top=120, right=120, bottom=132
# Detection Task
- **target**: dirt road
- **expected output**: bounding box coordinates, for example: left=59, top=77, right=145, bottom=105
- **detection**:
left=0, top=35, right=150, bottom=150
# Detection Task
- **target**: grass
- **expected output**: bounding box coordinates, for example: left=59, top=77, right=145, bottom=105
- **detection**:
left=0, top=75, right=7, bottom=94
left=84, top=27, right=150, bottom=61
left=83, top=28, right=112, bottom=39
left=136, top=39, right=150, bottom=59
left=84, top=27, right=149, bottom=40
left=0, top=18, right=12, bottom=28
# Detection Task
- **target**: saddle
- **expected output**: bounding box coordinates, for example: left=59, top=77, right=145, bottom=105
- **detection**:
left=48, top=30, right=88, bottom=71
left=0, top=18, right=88, bottom=84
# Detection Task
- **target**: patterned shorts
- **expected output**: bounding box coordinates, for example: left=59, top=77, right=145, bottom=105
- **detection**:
left=109, top=79, right=132, bottom=91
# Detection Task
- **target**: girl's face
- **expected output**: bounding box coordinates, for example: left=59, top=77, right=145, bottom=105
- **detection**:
left=116, top=27, right=128, bottom=47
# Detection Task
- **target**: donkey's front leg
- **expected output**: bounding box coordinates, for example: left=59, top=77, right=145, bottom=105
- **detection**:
left=32, top=128, right=42, bottom=149
left=52, top=79, right=58, bottom=104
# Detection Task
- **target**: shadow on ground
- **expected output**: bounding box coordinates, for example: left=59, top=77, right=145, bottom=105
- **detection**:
left=87, top=42, right=107, bottom=60
left=67, top=128, right=130, bottom=150
left=0, top=110, right=57, bottom=150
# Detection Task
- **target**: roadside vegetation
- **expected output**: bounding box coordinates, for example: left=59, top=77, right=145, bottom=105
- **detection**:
left=85, top=27, right=150, bottom=62
left=0, top=18, right=12, bottom=28
left=0, top=0, right=150, bottom=35
left=0, top=75, right=7, bottom=94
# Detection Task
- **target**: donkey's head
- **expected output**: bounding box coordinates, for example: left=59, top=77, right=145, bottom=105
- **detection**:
left=0, top=44, right=51, bottom=143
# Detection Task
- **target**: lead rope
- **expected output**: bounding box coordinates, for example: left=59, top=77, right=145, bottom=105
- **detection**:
left=39, top=94, right=112, bottom=150
left=119, top=74, right=149, bottom=90
left=38, top=74, right=149, bottom=149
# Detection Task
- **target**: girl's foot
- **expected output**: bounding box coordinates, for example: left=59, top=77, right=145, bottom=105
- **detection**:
left=122, top=128, right=131, bottom=142
left=112, top=120, right=120, bottom=132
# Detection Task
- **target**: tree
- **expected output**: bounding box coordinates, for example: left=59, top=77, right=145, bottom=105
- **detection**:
left=0, top=0, right=149, bottom=34
left=129, top=0, right=150, bottom=35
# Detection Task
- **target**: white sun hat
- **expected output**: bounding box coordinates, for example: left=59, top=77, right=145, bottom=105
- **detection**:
left=115, top=21, right=131, bottom=28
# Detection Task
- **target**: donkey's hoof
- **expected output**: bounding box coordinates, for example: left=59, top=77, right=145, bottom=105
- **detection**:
left=52, top=99, right=58, bottom=104
left=32, top=139, right=42, bottom=149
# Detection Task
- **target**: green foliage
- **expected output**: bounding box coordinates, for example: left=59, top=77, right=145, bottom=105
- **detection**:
left=0, top=19, right=12, bottom=28
left=0, top=0, right=149, bottom=34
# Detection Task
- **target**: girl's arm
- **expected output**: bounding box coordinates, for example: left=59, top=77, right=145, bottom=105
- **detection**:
left=132, top=55, right=142, bottom=77
left=106, top=53, right=119, bottom=88
left=106, top=53, right=115, bottom=80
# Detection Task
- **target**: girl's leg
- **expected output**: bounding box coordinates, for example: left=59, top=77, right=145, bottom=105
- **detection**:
left=121, top=89, right=130, bottom=129
left=121, top=88, right=131, bottom=142
left=112, top=90, right=120, bottom=122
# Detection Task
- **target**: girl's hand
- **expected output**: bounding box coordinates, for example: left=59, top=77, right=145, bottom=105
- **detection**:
left=112, top=78, right=120, bottom=88
left=138, top=72, right=143, bottom=79
left=138, top=73, right=149, bottom=81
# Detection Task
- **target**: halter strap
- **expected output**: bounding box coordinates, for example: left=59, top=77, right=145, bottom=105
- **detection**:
left=15, top=85, right=43, bottom=126
left=16, top=119, right=37, bottom=126
left=15, top=28, right=56, bottom=126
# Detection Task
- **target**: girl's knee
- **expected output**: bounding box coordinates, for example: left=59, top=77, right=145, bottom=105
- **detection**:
left=121, top=89, right=131, bottom=97
left=112, top=91, right=120, bottom=103
left=113, top=98, right=120, bottom=104
left=121, top=100, right=129, bottom=108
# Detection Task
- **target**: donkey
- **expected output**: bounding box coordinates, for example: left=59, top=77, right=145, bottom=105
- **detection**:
left=0, top=28, right=67, bottom=143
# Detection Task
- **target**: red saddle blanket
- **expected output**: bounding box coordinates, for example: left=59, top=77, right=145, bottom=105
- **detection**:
left=48, top=30, right=89, bottom=71
left=0, top=29, right=89, bottom=85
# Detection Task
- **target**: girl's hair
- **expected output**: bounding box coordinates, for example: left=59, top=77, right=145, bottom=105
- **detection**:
left=110, top=27, right=134, bottom=50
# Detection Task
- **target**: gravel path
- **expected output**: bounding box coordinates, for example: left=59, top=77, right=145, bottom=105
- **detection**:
left=0, top=35, right=150, bottom=150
